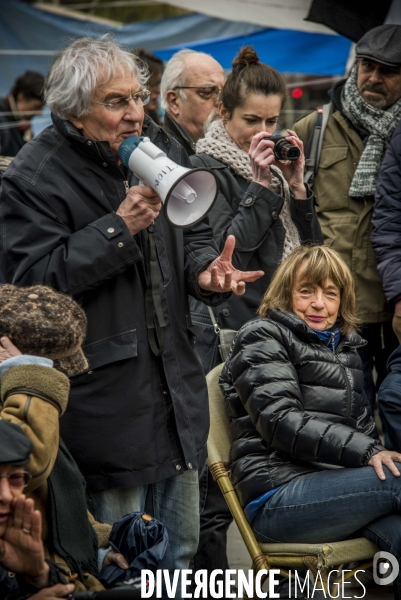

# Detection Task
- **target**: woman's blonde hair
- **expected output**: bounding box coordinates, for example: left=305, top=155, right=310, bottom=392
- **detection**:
left=258, top=245, right=358, bottom=334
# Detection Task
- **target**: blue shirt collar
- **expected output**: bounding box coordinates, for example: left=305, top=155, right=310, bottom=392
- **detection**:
left=311, top=326, right=341, bottom=351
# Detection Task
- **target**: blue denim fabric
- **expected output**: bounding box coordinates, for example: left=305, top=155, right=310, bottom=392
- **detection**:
left=87, top=470, right=199, bottom=599
left=252, top=466, right=401, bottom=599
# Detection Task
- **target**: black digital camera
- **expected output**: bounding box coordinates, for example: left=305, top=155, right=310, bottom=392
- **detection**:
left=269, top=135, right=300, bottom=161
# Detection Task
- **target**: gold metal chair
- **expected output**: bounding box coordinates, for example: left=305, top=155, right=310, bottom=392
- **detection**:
left=206, top=363, right=378, bottom=594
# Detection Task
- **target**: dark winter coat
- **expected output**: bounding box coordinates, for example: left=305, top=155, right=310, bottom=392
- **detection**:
left=378, top=345, right=401, bottom=452
left=0, top=98, right=26, bottom=157
left=220, top=309, right=383, bottom=508
left=0, top=114, right=226, bottom=490
left=189, top=153, right=323, bottom=373
left=162, top=112, right=196, bottom=157
left=372, top=120, right=401, bottom=305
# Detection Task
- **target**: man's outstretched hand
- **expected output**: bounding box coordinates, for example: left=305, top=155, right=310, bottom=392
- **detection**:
left=198, top=235, right=264, bottom=296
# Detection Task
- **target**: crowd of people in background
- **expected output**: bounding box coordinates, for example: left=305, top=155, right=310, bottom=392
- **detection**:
left=0, top=22, right=401, bottom=600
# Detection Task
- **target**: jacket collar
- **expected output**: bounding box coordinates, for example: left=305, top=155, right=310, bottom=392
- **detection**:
left=267, top=309, right=365, bottom=349
left=51, top=113, right=162, bottom=165
left=163, top=112, right=196, bottom=155
left=329, top=78, right=369, bottom=139
left=328, top=78, right=346, bottom=113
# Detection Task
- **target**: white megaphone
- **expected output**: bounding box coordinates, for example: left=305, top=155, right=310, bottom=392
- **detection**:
left=118, top=136, right=219, bottom=228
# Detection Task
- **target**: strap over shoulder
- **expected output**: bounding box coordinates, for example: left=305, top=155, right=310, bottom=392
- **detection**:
left=304, top=102, right=332, bottom=186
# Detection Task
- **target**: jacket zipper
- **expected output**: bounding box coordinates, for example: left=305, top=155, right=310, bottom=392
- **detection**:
left=333, top=343, right=353, bottom=423
left=317, top=338, right=353, bottom=423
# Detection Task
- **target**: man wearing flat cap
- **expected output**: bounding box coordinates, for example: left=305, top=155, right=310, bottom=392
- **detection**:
left=294, top=24, right=401, bottom=410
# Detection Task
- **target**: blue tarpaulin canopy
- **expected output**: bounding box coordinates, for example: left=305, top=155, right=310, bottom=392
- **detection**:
left=154, top=28, right=351, bottom=76
left=0, top=0, right=352, bottom=97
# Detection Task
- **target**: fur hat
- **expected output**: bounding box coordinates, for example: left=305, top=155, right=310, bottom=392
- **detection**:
left=0, top=284, right=87, bottom=377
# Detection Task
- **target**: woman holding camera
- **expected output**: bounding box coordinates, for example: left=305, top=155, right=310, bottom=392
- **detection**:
left=190, top=46, right=322, bottom=373
left=189, top=46, right=322, bottom=594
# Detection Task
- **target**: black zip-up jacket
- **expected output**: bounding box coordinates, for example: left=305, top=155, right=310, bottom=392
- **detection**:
left=220, top=310, right=383, bottom=508
left=189, top=153, right=323, bottom=373
left=0, top=114, right=227, bottom=490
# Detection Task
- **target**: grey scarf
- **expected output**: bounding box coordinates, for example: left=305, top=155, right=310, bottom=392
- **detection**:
left=196, top=119, right=301, bottom=260
left=342, top=63, right=401, bottom=197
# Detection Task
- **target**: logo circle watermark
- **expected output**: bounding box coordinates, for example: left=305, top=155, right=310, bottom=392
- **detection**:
left=373, top=551, right=399, bottom=586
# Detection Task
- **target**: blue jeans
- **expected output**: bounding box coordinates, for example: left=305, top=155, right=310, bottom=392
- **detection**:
left=253, top=466, right=401, bottom=598
left=87, top=470, right=199, bottom=598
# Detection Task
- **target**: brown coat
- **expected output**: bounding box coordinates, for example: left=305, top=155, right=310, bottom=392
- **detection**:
left=0, top=364, right=110, bottom=591
left=294, top=108, right=391, bottom=324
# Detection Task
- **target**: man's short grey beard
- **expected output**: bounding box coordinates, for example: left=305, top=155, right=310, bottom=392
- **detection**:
left=361, top=91, right=388, bottom=110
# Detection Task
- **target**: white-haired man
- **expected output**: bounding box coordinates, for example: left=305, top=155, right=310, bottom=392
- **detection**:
left=161, top=49, right=225, bottom=155
left=0, top=38, right=262, bottom=593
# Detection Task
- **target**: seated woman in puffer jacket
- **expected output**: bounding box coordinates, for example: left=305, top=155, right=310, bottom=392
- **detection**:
left=220, top=245, right=401, bottom=599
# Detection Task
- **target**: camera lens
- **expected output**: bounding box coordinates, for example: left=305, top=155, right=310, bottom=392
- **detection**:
left=286, top=146, right=301, bottom=160
left=274, top=140, right=300, bottom=161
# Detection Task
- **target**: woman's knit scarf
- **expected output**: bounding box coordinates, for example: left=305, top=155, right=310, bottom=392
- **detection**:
left=342, top=63, right=401, bottom=197
left=196, top=118, right=301, bottom=260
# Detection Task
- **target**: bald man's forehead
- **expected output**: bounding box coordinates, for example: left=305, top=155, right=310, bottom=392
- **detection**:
left=184, top=54, right=224, bottom=85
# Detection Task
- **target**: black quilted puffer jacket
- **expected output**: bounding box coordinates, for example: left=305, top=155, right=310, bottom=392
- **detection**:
left=220, top=309, right=384, bottom=508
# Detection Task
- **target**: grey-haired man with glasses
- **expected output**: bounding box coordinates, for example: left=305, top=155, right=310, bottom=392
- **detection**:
left=0, top=38, right=262, bottom=593
left=161, top=49, right=225, bottom=155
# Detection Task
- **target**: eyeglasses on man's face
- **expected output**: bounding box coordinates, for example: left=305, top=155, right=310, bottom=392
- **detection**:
left=174, top=86, right=221, bottom=100
left=0, top=471, right=32, bottom=489
left=93, top=89, right=151, bottom=112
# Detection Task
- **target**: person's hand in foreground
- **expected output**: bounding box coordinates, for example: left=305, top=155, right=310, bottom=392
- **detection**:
left=197, top=235, right=264, bottom=296
left=116, top=185, right=162, bottom=235
left=0, top=336, right=22, bottom=363
left=0, top=494, right=75, bottom=598
left=273, top=129, right=307, bottom=199
left=0, top=495, right=49, bottom=586
left=368, top=450, right=401, bottom=480
left=29, top=584, right=74, bottom=599
left=248, top=131, right=276, bottom=189
left=103, top=550, right=129, bottom=569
